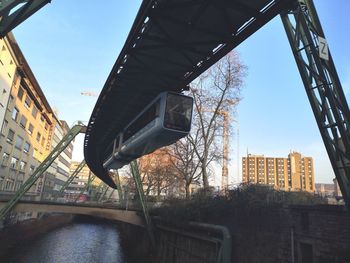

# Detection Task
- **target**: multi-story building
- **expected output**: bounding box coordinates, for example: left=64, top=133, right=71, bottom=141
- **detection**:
left=0, top=33, right=75, bottom=204
left=47, top=119, right=74, bottom=196
left=0, top=33, right=55, bottom=200
left=66, top=161, right=102, bottom=201
left=41, top=118, right=74, bottom=200
left=242, top=151, right=315, bottom=192
left=0, top=36, right=17, bottom=133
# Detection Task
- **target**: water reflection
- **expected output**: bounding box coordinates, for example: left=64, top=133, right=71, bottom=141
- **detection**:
left=7, top=222, right=126, bottom=263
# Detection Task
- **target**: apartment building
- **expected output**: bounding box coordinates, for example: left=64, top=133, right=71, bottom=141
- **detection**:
left=0, top=33, right=55, bottom=199
left=0, top=32, right=76, bottom=203
left=242, top=151, right=315, bottom=192
left=41, top=118, right=74, bottom=200
left=65, top=161, right=103, bottom=201
left=47, top=120, right=74, bottom=197
left=0, top=35, right=17, bottom=136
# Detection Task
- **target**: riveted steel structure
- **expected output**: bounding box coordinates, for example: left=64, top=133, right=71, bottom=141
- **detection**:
left=0, top=0, right=50, bottom=38
left=281, top=0, right=350, bottom=207
left=0, top=124, right=86, bottom=220
left=53, top=160, right=86, bottom=201
left=84, top=0, right=350, bottom=207
left=84, top=0, right=296, bottom=188
left=74, top=174, right=96, bottom=202
left=130, top=160, right=156, bottom=249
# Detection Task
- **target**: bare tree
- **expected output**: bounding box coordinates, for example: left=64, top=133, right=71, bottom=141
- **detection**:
left=188, top=51, right=246, bottom=189
left=128, top=149, right=180, bottom=199
left=166, top=137, right=201, bottom=199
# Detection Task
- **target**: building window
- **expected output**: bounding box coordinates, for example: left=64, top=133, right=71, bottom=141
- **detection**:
left=32, top=106, right=38, bottom=118
left=41, top=137, right=45, bottom=147
left=17, top=86, right=24, bottom=100
left=0, top=176, right=4, bottom=187
left=44, top=122, right=48, bottom=130
left=15, top=180, right=23, bottom=191
left=12, top=107, right=19, bottom=121
left=29, top=165, right=35, bottom=175
left=1, top=120, right=8, bottom=134
left=24, top=95, right=32, bottom=109
left=33, top=148, right=37, bottom=158
left=15, top=135, right=23, bottom=149
left=10, top=157, right=19, bottom=169
left=40, top=114, right=45, bottom=123
left=36, top=132, right=41, bottom=142
left=24, top=141, right=30, bottom=153
left=28, top=123, right=34, bottom=135
left=5, top=179, right=14, bottom=190
left=20, top=115, right=27, bottom=129
left=1, top=152, right=10, bottom=166
left=19, top=161, right=27, bottom=171
left=7, top=129, right=15, bottom=143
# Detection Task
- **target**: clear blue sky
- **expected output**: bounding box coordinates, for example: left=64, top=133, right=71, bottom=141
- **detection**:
left=12, top=1, right=350, bottom=184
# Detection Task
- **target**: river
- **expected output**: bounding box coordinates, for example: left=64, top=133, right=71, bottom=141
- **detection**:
left=4, top=222, right=126, bottom=263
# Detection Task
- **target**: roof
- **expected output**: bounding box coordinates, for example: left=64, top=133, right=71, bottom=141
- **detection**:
left=84, top=0, right=295, bottom=188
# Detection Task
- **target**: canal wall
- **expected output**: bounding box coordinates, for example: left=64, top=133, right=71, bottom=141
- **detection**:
left=2, top=204, right=348, bottom=263
left=0, top=214, right=74, bottom=257
left=116, top=217, right=231, bottom=263
left=152, top=202, right=350, bottom=263
left=116, top=220, right=153, bottom=263
left=224, top=205, right=350, bottom=263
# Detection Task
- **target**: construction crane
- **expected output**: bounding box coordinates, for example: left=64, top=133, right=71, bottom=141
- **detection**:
left=216, top=110, right=230, bottom=190
left=81, top=91, right=99, bottom=97
left=198, top=107, right=231, bottom=190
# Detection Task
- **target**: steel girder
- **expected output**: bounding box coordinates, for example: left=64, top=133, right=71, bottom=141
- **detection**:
left=92, top=181, right=104, bottom=201
left=98, top=184, right=109, bottom=202
left=74, top=174, right=96, bottom=202
left=84, top=0, right=296, bottom=186
left=281, top=0, right=350, bottom=206
left=114, top=170, right=123, bottom=202
left=130, top=160, right=155, bottom=249
left=107, top=189, right=115, bottom=201
left=0, top=124, right=85, bottom=220
left=0, top=0, right=50, bottom=38
left=53, top=160, right=86, bottom=201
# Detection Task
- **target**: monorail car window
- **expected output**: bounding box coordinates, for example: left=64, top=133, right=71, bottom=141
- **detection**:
left=123, top=100, right=160, bottom=142
left=164, top=94, right=192, bottom=132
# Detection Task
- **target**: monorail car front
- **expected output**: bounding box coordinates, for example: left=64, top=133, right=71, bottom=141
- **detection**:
left=103, top=92, right=193, bottom=170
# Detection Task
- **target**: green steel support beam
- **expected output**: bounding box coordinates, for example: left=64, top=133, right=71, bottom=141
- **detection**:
left=98, top=184, right=109, bottom=202
left=91, top=181, right=104, bottom=201
left=107, top=189, right=115, bottom=201
left=0, top=124, right=85, bottom=220
left=130, top=160, right=155, bottom=248
left=281, top=0, right=350, bottom=206
left=114, top=170, right=123, bottom=202
left=0, top=0, right=51, bottom=38
left=74, top=175, right=96, bottom=202
left=53, top=160, right=86, bottom=201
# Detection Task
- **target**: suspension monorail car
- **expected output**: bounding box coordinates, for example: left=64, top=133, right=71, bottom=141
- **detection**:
left=103, top=92, right=193, bottom=170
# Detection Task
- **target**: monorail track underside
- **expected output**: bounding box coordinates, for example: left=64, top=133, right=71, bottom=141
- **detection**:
left=84, top=0, right=350, bottom=208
